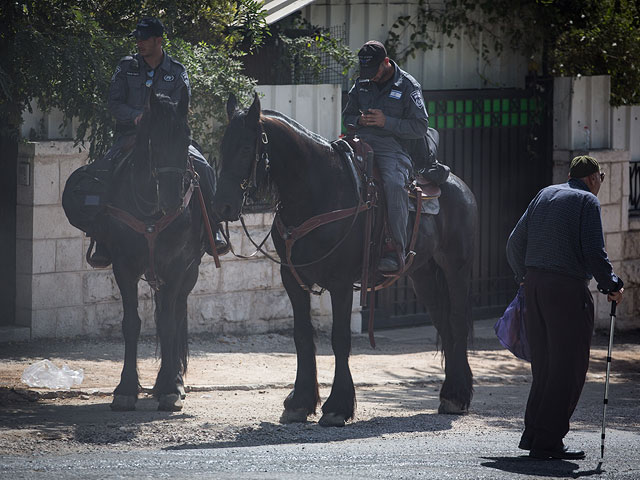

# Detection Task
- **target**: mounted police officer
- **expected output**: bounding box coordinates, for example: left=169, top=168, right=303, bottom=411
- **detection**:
left=343, top=40, right=431, bottom=272
left=89, top=17, right=228, bottom=267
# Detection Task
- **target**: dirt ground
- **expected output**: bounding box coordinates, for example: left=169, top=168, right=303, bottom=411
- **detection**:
left=1, top=323, right=639, bottom=457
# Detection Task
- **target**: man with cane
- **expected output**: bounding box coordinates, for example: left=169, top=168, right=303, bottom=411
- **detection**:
left=506, top=155, right=624, bottom=460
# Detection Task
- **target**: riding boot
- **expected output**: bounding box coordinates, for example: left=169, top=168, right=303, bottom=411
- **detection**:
left=378, top=244, right=405, bottom=273
left=88, top=241, right=112, bottom=268
left=204, top=223, right=230, bottom=257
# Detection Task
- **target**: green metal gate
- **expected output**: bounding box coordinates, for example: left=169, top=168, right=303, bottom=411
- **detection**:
left=364, top=79, right=554, bottom=329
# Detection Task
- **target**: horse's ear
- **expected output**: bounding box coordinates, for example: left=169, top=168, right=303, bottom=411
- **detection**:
left=177, top=87, right=189, bottom=117
left=226, top=93, right=238, bottom=121
left=247, top=92, right=261, bottom=128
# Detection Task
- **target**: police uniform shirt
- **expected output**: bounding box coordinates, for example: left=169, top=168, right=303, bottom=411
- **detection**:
left=108, top=52, right=191, bottom=132
left=343, top=60, right=429, bottom=151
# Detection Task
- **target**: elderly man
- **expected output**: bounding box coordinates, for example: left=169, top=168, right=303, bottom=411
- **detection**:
left=506, top=155, right=624, bottom=460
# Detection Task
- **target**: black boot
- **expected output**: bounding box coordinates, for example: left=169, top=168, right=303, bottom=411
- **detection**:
left=88, top=241, right=111, bottom=268
left=204, top=227, right=230, bottom=257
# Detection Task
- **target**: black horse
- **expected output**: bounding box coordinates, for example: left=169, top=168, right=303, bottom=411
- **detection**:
left=101, top=89, right=205, bottom=411
left=214, top=94, right=478, bottom=425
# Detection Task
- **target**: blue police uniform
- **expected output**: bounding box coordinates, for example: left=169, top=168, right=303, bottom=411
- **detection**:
left=343, top=60, right=429, bottom=256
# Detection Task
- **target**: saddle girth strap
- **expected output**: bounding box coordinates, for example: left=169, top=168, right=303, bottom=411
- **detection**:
left=105, top=181, right=195, bottom=289
left=275, top=202, right=371, bottom=294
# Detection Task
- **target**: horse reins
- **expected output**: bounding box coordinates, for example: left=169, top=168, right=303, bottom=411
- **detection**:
left=230, top=120, right=372, bottom=295
left=107, top=157, right=222, bottom=290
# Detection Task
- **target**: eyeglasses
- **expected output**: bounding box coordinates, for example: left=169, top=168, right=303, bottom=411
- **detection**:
left=145, top=69, right=154, bottom=88
left=600, top=172, right=605, bottom=181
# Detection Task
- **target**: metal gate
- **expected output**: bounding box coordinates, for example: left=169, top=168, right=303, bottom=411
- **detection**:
left=364, top=79, right=554, bottom=329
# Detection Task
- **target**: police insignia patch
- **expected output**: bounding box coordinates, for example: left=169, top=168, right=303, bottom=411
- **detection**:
left=181, top=71, right=191, bottom=95
left=111, top=66, right=121, bottom=82
left=163, top=74, right=175, bottom=82
left=411, top=90, right=424, bottom=109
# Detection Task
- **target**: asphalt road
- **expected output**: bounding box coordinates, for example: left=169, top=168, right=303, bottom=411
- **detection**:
left=1, top=322, right=639, bottom=479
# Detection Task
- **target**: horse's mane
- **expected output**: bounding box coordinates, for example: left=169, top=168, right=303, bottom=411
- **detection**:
left=262, top=110, right=333, bottom=148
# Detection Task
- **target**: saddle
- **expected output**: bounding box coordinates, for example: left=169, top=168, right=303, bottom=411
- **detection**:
left=333, top=136, right=441, bottom=270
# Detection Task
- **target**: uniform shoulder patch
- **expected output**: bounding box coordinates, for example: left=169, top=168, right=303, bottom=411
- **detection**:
left=411, top=90, right=424, bottom=109
left=111, top=66, right=121, bottom=82
left=181, top=71, right=191, bottom=96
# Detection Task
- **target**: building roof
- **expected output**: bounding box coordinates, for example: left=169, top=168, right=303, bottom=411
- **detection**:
left=261, top=0, right=316, bottom=25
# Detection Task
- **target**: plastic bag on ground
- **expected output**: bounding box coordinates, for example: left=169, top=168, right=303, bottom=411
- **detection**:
left=21, top=359, right=84, bottom=389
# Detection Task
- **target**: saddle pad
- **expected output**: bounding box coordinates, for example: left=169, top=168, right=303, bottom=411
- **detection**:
left=409, top=196, right=440, bottom=215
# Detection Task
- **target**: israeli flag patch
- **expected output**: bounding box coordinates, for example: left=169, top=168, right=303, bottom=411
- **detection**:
left=389, top=90, right=402, bottom=99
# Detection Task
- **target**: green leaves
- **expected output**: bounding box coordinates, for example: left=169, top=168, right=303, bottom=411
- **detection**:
left=384, top=0, right=640, bottom=106
left=0, top=0, right=266, bottom=157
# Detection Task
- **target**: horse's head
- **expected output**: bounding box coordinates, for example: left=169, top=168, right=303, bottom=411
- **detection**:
left=213, top=92, right=263, bottom=221
left=141, top=89, right=191, bottom=214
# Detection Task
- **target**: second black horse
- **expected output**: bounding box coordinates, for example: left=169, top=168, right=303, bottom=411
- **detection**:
left=214, top=94, right=478, bottom=425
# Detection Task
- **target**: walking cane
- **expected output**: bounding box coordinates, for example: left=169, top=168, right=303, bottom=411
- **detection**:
left=599, top=300, right=617, bottom=463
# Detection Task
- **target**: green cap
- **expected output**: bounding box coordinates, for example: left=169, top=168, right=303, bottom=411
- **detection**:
left=569, top=155, right=600, bottom=178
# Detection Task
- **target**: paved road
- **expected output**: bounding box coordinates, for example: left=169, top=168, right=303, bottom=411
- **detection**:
left=1, top=321, right=639, bottom=479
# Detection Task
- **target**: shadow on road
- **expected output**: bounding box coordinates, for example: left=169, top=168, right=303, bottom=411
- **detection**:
left=165, top=412, right=455, bottom=451
left=481, top=456, right=604, bottom=478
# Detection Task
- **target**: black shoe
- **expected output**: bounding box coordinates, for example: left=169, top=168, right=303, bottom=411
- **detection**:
left=88, top=242, right=111, bottom=268
left=378, top=254, right=400, bottom=272
left=205, top=231, right=230, bottom=257
left=529, top=445, right=585, bottom=460
left=518, top=438, right=532, bottom=451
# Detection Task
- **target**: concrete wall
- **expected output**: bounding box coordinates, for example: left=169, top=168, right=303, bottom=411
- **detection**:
left=552, top=76, right=639, bottom=331
left=304, top=0, right=530, bottom=89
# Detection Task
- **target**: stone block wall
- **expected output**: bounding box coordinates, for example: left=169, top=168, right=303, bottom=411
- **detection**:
left=16, top=141, right=361, bottom=339
left=553, top=149, right=635, bottom=330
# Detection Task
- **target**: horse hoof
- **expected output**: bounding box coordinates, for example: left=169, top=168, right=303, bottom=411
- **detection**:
left=279, top=408, right=308, bottom=424
left=177, top=384, right=186, bottom=400
left=110, top=395, right=137, bottom=411
left=158, top=393, right=183, bottom=411
left=438, top=398, right=468, bottom=415
left=318, top=412, right=346, bottom=427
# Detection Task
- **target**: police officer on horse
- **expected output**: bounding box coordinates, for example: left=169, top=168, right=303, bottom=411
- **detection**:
left=89, top=17, right=228, bottom=267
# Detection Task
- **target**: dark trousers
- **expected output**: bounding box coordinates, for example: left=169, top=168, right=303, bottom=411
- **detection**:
left=522, top=268, right=594, bottom=450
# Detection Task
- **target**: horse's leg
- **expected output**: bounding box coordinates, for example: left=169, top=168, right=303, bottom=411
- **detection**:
left=111, top=264, right=141, bottom=411
left=319, top=285, right=355, bottom=427
left=154, top=264, right=198, bottom=411
left=410, top=259, right=473, bottom=414
left=279, top=267, right=319, bottom=423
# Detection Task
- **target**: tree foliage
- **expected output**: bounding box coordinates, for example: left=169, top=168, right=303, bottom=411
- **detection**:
left=385, top=0, right=640, bottom=105
left=0, top=0, right=266, bottom=159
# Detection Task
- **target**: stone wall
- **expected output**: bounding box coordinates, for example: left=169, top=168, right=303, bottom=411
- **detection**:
left=553, top=75, right=639, bottom=331
left=15, top=141, right=361, bottom=339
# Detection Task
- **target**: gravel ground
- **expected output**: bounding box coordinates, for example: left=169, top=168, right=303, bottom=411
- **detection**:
left=1, top=323, right=638, bottom=462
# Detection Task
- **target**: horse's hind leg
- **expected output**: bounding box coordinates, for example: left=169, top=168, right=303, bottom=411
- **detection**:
left=279, top=267, right=320, bottom=423
left=411, top=259, right=473, bottom=414
left=111, top=265, right=141, bottom=411
left=319, top=284, right=355, bottom=427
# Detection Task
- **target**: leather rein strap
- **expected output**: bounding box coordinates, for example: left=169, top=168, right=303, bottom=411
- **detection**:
left=274, top=202, right=371, bottom=295
left=105, top=159, right=206, bottom=290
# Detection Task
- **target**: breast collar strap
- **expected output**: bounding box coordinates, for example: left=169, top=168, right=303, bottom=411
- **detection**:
left=106, top=160, right=196, bottom=290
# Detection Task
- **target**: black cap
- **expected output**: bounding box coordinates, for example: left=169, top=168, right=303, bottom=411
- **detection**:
left=129, top=17, right=164, bottom=40
left=569, top=155, right=600, bottom=178
left=358, top=40, right=387, bottom=80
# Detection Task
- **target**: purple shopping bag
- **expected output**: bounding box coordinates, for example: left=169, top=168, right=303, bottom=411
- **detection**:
left=494, top=285, right=531, bottom=362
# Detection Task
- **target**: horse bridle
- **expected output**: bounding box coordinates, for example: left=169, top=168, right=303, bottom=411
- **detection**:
left=225, top=120, right=371, bottom=295
left=240, top=121, right=270, bottom=194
